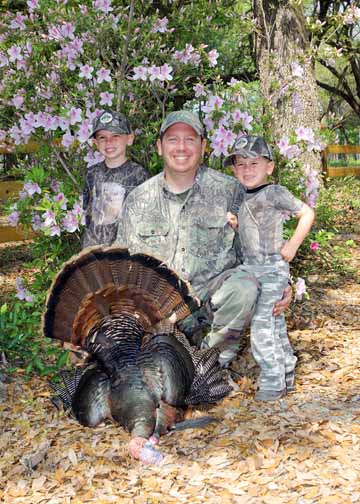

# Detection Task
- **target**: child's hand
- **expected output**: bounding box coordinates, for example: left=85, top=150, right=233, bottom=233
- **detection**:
left=281, top=241, right=298, bottom=262
left=227, top=212, right=238, bottom=230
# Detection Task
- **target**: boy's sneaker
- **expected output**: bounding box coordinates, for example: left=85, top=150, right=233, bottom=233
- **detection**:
left=255, top=389, right=286, bottom=402
left=285, top=371, right=296, bottom=392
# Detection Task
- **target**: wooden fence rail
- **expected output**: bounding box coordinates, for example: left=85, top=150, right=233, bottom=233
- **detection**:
left=323, top=144, right=360, bottom=177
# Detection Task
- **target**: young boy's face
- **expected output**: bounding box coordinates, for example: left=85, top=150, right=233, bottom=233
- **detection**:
left=232, top=155, right=274, bottom=189
left=94, top=130, right=134, bottom=167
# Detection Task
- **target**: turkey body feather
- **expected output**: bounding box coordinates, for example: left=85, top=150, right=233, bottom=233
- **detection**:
left=45, top=246, right=232, bottom=457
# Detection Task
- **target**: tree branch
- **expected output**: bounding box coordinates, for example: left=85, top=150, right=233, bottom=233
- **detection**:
left=53, top=150, right=80, bottom=187
left=316, top=79, right=360, bottom=116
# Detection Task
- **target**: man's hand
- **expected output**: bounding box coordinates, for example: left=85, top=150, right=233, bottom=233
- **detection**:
left=273, top=285, right=292, bottom=316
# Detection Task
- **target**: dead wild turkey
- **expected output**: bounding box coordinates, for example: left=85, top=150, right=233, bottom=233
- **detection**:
left=43, top=246, right=232, bottom=462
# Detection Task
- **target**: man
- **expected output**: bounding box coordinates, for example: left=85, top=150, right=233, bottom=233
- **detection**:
left=82, top=110, right=148, bottom=247
left=116, top=110, right=291, bottom=367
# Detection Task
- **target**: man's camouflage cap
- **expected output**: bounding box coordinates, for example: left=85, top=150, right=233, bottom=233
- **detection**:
left=223, top=135, right=273, bottom=167
left=160, top=110, right=204, bottom=137
left=90, top=110, right=131, bottom=138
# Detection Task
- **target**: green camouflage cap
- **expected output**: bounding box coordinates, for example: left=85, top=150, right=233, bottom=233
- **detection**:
left=90, top=110, right=131, bottom=138
left=160, top=110, right=204, bottom=137
left=223, top=135, right=273, bottom=167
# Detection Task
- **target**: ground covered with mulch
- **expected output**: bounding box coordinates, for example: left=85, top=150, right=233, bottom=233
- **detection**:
left=1, top=187, right=360, bottom=503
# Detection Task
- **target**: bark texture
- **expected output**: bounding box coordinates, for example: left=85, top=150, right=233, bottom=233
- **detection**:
left=253, top=0, right=322, bottom=173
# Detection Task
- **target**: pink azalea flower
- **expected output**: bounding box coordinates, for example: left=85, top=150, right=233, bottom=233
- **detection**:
left=15, top=277, right=34, bottom=303
left=133, top=66, right=148, bottom=81
left=48, top=25, right=63, bottom=41
left=152, top=17, right=169, bottom=33
left=62, top=212, right=79, bottom=233
left=193, top=83, right=206, bottom=97
left=61, top=22, right=75, bottom=39
left=295, top=277, right=306, bottom=301
left=19, top=115, right=36, bottom=136
left=24, top=182, right=41, bottom=196
left=10, top=14, right=27, bottom=30
left=69, top=107, right=82, bottom=125
left=148, top=66, right=162, bottom=82
left=159, top=64, right=173, bottom=81
left=31, top=214, right=42, bottom=231
left=50, top=179, right=60, bottom=193
left=96, top=67, right=111, bottom=83
left=77, top=120, right=92, bottom=143
left=295, top=126, right=315, bottom=144
left=202, top=94, right=224, bottom=113
left=240, top=111, right=253, bottom=131
left=42, top=210, right=56, bottom=227
left=310, top=242, right=319, bottom=251
left=93, top=0, right=113, bottom=14
left=229, top=78, right=240, bottom=87
left=7, top=45, right=23, bottom=63
left=8, top=211, right=20, bottom=226
left=27, top=0, right=39, bottom=11
left=9, top=126, right=23, bottom=145
left=79, top=64, right=94, bottom=79
left=0, top=52, right=9, bottom=67
left=99, top=91, right=114, bottom=106
left=61, top=132, right=75, bottom=148
left=54, top=192, right=68, bottom=210
left=207, top=49, right=219, bottom=67
left=49, top=225, right=61, bottom=237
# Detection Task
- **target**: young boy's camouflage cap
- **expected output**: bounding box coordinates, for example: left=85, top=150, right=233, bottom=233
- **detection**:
left=223, top=135, right=273, bottom=167
left=90, top=110, right=131, bottom=138
left=160, top=110, right=204, bottom=137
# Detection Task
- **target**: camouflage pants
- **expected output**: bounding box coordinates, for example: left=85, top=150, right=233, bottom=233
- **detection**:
left=241, top=262, right=297, bottom=391
left=180, top=268, right=261, bottom=365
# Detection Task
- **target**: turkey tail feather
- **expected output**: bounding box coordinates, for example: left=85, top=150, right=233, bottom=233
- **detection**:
left=43, top=246, right=200, bottom=347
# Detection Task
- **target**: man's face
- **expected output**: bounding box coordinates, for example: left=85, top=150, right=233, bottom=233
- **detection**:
left=93, top=130, right=134, bottom=166
left=232, top=155, right=274, bottom=189
left=156, top=123, right=206, bottom=178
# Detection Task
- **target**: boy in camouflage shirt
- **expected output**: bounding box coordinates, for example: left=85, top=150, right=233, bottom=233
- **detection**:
left=82, top=110, right=149, bottom=247
left=225, top=135, right=315, bottom=401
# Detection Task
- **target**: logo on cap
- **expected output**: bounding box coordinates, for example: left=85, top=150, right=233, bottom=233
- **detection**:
left=235, top=137, right=248, bottom=149
left=100, top=112, right=113, bottom=124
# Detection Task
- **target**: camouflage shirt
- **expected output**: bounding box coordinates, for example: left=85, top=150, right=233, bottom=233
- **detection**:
left=238, top=184, right=305, bottom=264
left=82, top=159, right=149, bottom=248
left=117, top=165, right=244, bottom=297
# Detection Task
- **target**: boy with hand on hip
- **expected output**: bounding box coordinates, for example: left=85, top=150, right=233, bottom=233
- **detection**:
left=225, top=135, right=315, bottom=401
left=82, top=110, right=149, bottom=248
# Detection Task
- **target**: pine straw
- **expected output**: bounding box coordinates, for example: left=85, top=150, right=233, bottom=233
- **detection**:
left=1, top=245, right=360, bottom=503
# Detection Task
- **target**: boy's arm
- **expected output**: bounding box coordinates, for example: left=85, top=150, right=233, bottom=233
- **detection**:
left=281, top=203, right=315, bottom=262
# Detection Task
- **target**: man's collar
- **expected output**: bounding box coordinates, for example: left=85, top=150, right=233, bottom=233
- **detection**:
left=160, top=164, right=206, bottom=195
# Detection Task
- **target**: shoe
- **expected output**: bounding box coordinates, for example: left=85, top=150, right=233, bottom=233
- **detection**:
left=285, top=371, right=296, bottom=392
left=255, top=389, right=286, bottom=401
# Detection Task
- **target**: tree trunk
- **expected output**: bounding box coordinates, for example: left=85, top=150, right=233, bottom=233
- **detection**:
left=253, top=0, right=322, bottom=174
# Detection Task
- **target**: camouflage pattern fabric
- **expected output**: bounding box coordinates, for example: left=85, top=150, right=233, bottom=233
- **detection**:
left=199, top=267, right=260, bottom=365
left=234, top=184, right=302, bottom=389
left=116, top=165, right=260, bottom=358
left=117, top=164, right=244, bottom=296
left=82, top=160, right=149, bottom=248
left=238, top=184, right=304, bottom=265
left=238, top=262, right=297, bottom=391
left=160, top=110, right=204, bottom=137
